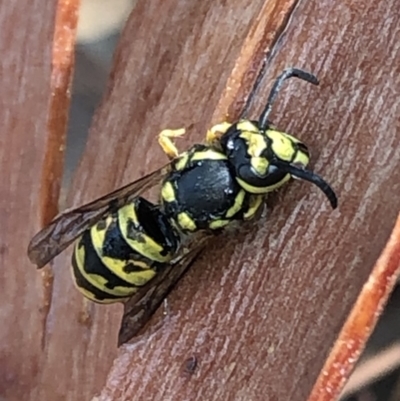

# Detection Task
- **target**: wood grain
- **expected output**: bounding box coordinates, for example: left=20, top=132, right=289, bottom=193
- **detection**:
left=308, top=213, right=400, bottom=401
left=0, top=1, right=78, bottom=400
left=2, top=0, right=399, bottom=400
left=94, top=0, right=400, bottom=400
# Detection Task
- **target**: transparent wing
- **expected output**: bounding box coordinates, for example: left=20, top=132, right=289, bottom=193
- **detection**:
left=28, top=164, right=171, bottom=269
left=118, top=233, right=211, bottom=346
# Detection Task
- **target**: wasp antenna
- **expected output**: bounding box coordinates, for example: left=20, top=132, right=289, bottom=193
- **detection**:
left=258, top=68, right=319, bottom=131
left=272, top=160, right=337, bottom=209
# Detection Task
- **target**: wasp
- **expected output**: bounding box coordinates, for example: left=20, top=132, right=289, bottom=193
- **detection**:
left=28, top=67, right=337, bottom=345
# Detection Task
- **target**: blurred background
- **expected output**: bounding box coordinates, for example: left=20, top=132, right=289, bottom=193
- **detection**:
left=63, top=0, right=135, bottom=189
left=67, top=1, right=400, bottom=399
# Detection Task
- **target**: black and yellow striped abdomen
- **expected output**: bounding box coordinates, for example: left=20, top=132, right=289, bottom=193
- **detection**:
left=72, top=197, right=179, bottom=303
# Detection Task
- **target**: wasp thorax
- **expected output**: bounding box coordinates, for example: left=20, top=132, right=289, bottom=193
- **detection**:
left=160, top=145, right=256, bottom=232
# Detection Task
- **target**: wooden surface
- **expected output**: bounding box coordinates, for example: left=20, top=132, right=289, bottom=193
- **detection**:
left=0, top=1, right=72, bottom=401
left=2, top=0, right=400, bottom=400
left=309, top=214, right=400, bottom=401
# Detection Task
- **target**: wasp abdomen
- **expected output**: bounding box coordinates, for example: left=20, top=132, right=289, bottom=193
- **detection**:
left=71, top=197, right=179, bottom=303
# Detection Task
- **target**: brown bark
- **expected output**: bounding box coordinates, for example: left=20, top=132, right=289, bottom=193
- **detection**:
left=0, top=1, right=78, bottom=400
left=2, top=0, right=400, bottom=400
left=308, top=214, right=400, bottom=401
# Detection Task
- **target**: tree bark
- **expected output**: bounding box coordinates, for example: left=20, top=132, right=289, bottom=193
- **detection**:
left=0, top=1, right=78, bottom=400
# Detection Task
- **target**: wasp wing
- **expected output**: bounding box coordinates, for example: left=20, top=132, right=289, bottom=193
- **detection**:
left=28, top=165, right=171, bottom=269
left=118, top=234, right=211, bottom=346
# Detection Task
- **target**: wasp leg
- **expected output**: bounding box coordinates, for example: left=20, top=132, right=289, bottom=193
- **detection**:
left=158, top=128, right=186, bottom=159
left=243, top=194, right=264, bottom=220
left=206, top=122, right=232, bottom=144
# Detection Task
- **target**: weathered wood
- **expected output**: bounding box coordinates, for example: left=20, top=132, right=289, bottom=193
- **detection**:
left=3, top=0, right=400, bottom=400
left=309, top=214, right=400, bottom=401
left=93, top=0, right=400, bottom=400
left=0, top=1, right=78, bottom=400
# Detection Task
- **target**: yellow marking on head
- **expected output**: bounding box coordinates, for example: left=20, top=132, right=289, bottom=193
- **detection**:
left=209, top=219, right=230, bottom=229
left=266, top=130, right=296, bottom=162
left=236, top=174, right=291, bottom=194
left=161, top=181, right=176, bottom=203
left=250, top=156, right=269, bottom=176
left=177, top=212, right=197, bottom=231
left=292, top=149, right=310, bottom=168
left=270, top=131, right=310, bottom=167
left=206, top=122, right=233, bottom=143
left=243, top=195, right=264, bottom=220
left=191, top=149, right=227, bottom=162
left=239, top=131, right=267, bottom=158
left=226, top=189, right=246, bottom=218
left=237, top=129, right=271, bottom=176
left=118, top=203, right=173, bottom=263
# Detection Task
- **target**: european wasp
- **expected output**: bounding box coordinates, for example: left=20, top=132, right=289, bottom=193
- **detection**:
left=28, top=67, right=337, bottom=345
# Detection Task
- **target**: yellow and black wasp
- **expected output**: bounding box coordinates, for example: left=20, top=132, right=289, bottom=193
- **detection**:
left=28, top=67, right=337, bottom=345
